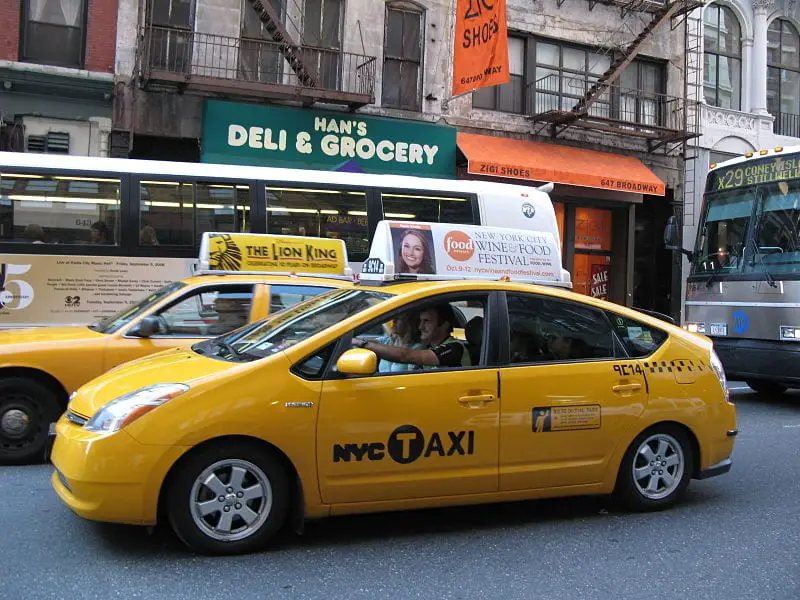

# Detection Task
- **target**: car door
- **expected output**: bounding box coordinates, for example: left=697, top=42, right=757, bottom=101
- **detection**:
left=103, top=283, right=259, bottom=371
left=316, top=292, right=501, bottom=505
left=498, top=292, right=649, bottom=491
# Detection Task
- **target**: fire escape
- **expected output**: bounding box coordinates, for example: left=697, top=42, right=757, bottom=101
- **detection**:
left=137, top=0, right=377, bottom=108
left=530, top=0, right=703, bottom=156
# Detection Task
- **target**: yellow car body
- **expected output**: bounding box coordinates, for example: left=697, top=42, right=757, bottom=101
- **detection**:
left=0, top=274, right=351, bottom=464
left=50, top=279, right=737, bottom=555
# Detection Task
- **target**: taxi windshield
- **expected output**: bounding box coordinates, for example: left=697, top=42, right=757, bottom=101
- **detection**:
left=89, top=281, right=186, bottom=334
left=202, top=288, right=390, bottom=362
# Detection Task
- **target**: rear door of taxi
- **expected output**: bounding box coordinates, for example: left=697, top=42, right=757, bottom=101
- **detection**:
left=497, top=290, right=650, bottom=491
left=316, top=291, right=503, bottom=505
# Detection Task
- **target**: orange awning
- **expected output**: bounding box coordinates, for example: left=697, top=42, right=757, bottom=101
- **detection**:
left=457, top=132, right=666, bottom=196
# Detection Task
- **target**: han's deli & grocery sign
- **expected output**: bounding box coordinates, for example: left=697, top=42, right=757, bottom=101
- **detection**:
left=201, top=100, right=457, bottom=178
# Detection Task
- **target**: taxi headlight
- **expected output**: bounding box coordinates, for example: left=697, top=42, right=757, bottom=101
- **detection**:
left=709, top=350, right=729, bottom=400
left=84, top=383, right=189, bottom=433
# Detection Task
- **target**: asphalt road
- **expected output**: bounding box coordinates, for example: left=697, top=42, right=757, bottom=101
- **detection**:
left=2, top=384, right=799, bottom=600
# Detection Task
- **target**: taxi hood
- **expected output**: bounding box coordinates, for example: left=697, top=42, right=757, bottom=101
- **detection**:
left=69, top=346, right=235, bottom=418
left=0, top=326, right=105, bottom=350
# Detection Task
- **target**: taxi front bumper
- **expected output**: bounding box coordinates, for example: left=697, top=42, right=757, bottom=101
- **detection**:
left=50, top=415, right=187, bottom=525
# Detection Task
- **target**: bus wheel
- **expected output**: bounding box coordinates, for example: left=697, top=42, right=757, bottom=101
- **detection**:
left=0, top=378, right=61, bottom=465
left=614, top=425, right=692, bottom=512
left=167, top=441, right=289, bottom=555
left=745, top=380, right=788, bottom=396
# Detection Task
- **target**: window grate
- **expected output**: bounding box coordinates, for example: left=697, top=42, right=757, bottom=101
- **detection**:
left=26, top=135, right=46, bottom=153
left=47, top=132, right=71, bottom=154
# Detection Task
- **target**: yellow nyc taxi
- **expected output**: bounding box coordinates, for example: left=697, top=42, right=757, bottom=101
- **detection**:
left=0, top=233, right=353, bottom=465
left=50, top=221, right=737, bottom=555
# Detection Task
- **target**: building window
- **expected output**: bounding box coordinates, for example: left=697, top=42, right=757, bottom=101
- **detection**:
left=239, top=0, right=284, bottom=84
left=532, top=40, right=612, bottom=117
left=620, top=60, right=665, bottom=126
left=382, top=2, right=424, bottom=111
left=703, top=4, right=742, bottom=110
left=21, top=0, right=86, bottom=68
left=148, top=0, right=195, bottom=73
left=304, top=0, right=343, bottom=89
left=472, top=36, right=524, bottom=113
left=768, top=18, right=800, bottom=137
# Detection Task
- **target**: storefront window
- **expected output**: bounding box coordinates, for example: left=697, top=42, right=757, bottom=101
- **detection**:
left=574, top=207, right=612, bottom=251
left=265, top=187, right=369, bottom=256
left=573, top=254, right=611, bottom=299
left=553, top=201, right=565, bottom=256
left=572, top=207, right=613, bottom=299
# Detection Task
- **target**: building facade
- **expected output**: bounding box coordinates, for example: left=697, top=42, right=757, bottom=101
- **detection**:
left=14, top=0, right=692, bottom=313
left=682, top=0, right=800, bottom=317
left=0, top=0, right=117, bottom=156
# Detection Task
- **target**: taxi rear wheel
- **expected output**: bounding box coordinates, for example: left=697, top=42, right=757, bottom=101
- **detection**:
left=0, top=378, right=61, bottom=466
left=614, top=425, right=693, bottom=512
left=167, top=442, right=289, bottom=555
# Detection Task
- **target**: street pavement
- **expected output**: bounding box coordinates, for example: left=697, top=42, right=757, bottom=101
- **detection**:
left=2, top=383, right=799, bottom=600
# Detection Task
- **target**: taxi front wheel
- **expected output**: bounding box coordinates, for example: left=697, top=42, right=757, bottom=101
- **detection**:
left=0, top=377, right=61, bottom=466
left=167, top=442, right=289, bottom=555
left=614, top=425, right=693, bottom=512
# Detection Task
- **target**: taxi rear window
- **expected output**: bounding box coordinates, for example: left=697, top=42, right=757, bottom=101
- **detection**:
left=607, top=312, right=668, bottom=358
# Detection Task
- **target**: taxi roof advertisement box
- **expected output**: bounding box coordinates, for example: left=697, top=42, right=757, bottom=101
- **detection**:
left=362, top=221, right=566, bottom=287
left=198, top=232, right=354, bottom=279
left=200, top=100, right=457, bottom=178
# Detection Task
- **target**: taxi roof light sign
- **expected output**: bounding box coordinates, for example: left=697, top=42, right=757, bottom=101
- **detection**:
left=361, top=220, right=571, bottom=288
left=198, top=232, right=354, bottom=280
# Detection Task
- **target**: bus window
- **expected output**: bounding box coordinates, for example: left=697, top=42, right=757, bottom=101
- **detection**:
left=0, top=171, right=120, bottom=245
left=693, top=187, right=755, bottom=275
left=381, top=193, right=474, bottom=224
left=139, top=180, right=249, bottom=247
left=140, top=181, right=193, bottom=246
left=194, top=183, right=249, bottom=245
left=265, top=187, right=369, bottom=256
left=745, top=181, right=800, bottom=275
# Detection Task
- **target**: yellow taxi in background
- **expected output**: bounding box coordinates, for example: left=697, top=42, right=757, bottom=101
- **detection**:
left=50, top=221, right=737, bottom=555
left=0, top=233, right=353, bottom=465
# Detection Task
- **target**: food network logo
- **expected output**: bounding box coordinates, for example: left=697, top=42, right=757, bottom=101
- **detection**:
left=444, top=231, right=475, bottom=261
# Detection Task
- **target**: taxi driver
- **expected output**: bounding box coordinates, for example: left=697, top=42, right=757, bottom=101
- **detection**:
left=352, top=304, right=469, bottom=369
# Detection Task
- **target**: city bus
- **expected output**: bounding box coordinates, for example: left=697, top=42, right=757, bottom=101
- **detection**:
left=0, top=151, right=564, bottom=329
left=665, top=145, right=800, bottom=394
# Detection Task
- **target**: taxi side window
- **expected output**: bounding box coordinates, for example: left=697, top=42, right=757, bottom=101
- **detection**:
left=153, top=285, right=254, bottom=337
left=352, top=295, right=488, bottom=374
left=506, top=293, right=616, bottom=364
left=607, top=312, right=668, bottom=358
left=293, top=343, right=336, bottom=380
left=269, top=285, right=334, bottom=313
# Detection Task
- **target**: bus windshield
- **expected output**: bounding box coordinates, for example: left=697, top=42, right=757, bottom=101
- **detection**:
left=200, top=288, right=391, bottom=362
left=89, top=281, right=186, bottom=334
left=692, top=187, right=755, bottom=275
left=745, top=180, right=800, bottom=275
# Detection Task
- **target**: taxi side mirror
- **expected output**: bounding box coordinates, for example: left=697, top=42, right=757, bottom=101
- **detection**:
left=128, top=316, right=160, bottom=338
left=336, top=349, right=377, bottom=376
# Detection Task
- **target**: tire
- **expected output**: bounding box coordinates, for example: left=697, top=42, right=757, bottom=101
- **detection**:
left=745, top=379, right=788, bottom=396
left=614, top=425, right=693, bottom=512
left=0, top=377, right=62, bottom=466
left=166, top=441, right=289, bottom=555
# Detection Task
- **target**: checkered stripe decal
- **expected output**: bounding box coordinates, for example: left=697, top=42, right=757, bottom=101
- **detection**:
left=642, top=359, right=707, bottom=374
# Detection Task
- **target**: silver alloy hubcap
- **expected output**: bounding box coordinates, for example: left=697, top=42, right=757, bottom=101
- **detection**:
left=632, top=433, right=684, bottom=500
left=189, top=459, right=272, bottom=542
left=1, top=409, right=30, bottom=437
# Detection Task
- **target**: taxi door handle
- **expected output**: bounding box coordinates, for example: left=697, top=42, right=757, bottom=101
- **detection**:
left=458, top=394, right=496, bottom=408
left=612, top=383, right=642, bottom=393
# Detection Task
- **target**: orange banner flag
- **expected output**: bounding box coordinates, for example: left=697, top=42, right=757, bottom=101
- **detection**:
left=452, top=0, right=510, bottom=97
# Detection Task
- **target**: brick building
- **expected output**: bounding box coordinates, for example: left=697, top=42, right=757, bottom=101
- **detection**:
left=0, top=0, right=117, bottom=156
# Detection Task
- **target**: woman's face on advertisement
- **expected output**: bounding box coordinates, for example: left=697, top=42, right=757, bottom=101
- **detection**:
left=401, top=233, right=424, bottom=271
